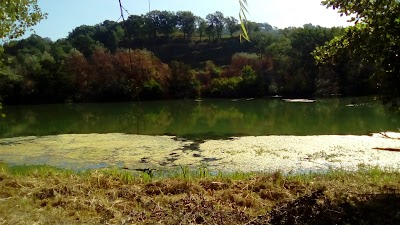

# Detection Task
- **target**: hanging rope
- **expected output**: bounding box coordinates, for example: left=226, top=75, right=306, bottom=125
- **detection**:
left=118, top=0, right=133, bottom=72
left=118, top=0, right=141, bottom=101
left=118, top=0, right=143, bottom=134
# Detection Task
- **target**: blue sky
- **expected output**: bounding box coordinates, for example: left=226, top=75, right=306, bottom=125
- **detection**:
left=27, top=0, right=351, bottom=41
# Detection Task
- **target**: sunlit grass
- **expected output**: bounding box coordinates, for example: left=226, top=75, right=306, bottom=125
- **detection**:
left=0, top=163, right=399, bottom=224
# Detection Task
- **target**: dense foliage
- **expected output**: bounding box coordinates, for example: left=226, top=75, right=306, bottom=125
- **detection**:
left=0, top=9, right=380, bottom=104
left=0, top=0, right=46, bottom=114
left=314, top=0, right=400, bottom=102
left=0, top=0, right=46, bottom=40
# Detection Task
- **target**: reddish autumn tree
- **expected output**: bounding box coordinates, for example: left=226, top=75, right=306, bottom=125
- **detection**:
left=113, top=49, right=170, bottom=99
left=89, top=48, right=121, bottom=100
left=65, top=49, right=91, bottom=101
left=225, top=53, right=270, bottom=77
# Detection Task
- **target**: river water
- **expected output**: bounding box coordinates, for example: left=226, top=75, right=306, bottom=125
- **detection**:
left=1, top=97, right=399, bottom=139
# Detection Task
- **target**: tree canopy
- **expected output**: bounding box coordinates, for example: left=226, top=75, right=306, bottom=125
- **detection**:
left=1, top=0, right=46, bottom=117
left=313, top=0, right=400, bottom=100
left=1, top=0, right=46, bottom=70
left=0, top=0, right=46, bottom=40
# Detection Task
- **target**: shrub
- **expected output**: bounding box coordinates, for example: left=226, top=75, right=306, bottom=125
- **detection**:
left=209, top=76, right=243, bottom=98
left=169, top=61, right=200, bottom=98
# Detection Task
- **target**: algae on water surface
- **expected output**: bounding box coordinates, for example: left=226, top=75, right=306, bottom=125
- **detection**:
left=1, top=133, right=400, bottom=172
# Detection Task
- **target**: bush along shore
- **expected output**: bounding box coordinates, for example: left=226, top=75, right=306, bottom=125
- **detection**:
left=0, top=163, right=399, bottom=224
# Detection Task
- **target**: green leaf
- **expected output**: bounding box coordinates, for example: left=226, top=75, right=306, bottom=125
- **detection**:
left=0, top=0, right=47, bottom=40
left=238, top=0, right=250, bottom=42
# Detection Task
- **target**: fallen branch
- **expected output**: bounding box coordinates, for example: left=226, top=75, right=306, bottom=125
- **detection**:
left=379, top=132, right=400, bottom=140
left=373, top=147, right=400, bottom=152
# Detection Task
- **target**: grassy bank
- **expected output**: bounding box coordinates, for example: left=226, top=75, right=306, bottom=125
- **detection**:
left=0, top=163, right=399, bottom=224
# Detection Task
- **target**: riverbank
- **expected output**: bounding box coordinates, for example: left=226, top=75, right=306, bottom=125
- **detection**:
left=0, top=164, right=399, bottom=224
left=0, top=133, right=399, bottom=172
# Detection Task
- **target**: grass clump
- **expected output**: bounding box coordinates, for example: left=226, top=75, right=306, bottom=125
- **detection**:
left=0, top=163, right=399, bottom=224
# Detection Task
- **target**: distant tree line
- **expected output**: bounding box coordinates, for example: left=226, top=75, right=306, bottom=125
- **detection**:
left=0, top=10, right=380, bottom=104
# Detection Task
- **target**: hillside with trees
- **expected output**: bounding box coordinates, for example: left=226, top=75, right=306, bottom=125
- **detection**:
left=0, top=10, right=379, bottom=104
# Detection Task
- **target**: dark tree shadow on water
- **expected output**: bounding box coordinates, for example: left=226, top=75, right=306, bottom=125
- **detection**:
left=247, top=188, right=400, bottom=225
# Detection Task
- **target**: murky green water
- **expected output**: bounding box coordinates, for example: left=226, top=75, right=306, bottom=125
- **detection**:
left=0, top=98, right=399, bottom=139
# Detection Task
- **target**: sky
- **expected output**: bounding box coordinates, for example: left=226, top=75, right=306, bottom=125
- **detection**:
left=26, top=0, right=352, bottom=41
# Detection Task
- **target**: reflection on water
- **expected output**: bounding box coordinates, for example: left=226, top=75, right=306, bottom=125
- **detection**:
left=0, top=98, right=399, bottom=139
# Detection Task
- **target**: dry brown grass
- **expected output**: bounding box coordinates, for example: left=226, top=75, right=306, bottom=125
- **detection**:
left=0, top=164, right=399, bottom=224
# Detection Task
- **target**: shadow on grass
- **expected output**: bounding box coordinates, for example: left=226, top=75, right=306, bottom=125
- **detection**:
left=248, top=189, right=400, bottom=225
